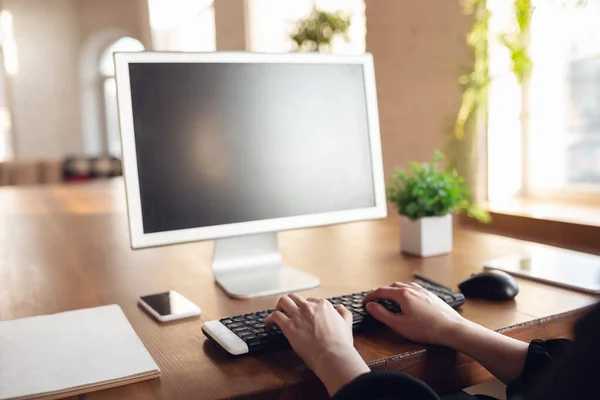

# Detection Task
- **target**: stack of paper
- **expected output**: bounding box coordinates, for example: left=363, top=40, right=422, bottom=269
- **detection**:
left=0, top=305, right=160, bottom=400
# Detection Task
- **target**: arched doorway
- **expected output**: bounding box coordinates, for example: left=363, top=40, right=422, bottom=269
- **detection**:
left=99, top=37, right=144, bottom=157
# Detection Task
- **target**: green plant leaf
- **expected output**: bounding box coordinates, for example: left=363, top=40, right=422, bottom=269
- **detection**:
left=289, top=7, right=351, bottom=52
left=387, top=151, right=491, bottom=223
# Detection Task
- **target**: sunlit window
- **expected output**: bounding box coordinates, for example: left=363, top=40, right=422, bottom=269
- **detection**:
left=100, top=37, right=145, bottom=157
left=487, top=0, right=600, bottom=202
left=0, top=10, right=15, bottom=161
left=148, top=0, right=216, bottom=51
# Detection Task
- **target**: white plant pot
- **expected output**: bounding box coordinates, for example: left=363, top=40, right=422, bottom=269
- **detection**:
left=399, top=214, right=453, bottom=257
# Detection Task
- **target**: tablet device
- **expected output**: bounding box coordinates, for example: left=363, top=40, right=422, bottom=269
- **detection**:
left=483, top=248, right=600, bottom=294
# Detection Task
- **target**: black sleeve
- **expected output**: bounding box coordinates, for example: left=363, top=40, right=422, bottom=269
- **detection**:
left=333, top=371, right=441, bottom=400
left=506, top=338, right=572, bottom=398
left=516, top=303, right=600, bottom=400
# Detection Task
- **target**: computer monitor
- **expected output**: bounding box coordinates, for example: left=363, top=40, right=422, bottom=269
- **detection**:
left=114, top=52, right=386, bottom=298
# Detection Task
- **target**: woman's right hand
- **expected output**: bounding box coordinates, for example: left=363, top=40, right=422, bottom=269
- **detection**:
left=364, top=282, right=530, bottom=384
left=363, top=282, right=469, bottom=346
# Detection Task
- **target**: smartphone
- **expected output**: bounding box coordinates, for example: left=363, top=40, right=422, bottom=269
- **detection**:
left=138, top=291, right=201, bottom=322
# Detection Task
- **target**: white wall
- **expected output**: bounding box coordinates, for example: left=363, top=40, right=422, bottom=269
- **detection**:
left=76, top=0, right=151, bottom=156
left=365, top=0, right=471, bottom=178
left=4, top=0, right=82, bottom=160
left=2, top=0, right=152, bottom=160
left=214, top=0, right=247, bottom=50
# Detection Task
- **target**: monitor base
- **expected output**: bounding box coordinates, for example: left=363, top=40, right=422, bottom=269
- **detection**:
left=212, top=232, right=320, bottom=299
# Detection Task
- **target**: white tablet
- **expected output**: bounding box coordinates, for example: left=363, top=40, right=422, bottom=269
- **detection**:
left=483, top=247, right=600, bottom=294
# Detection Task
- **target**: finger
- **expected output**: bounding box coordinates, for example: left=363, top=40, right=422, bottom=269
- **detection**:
left=307, top=297, right=331, bottom=308
left=265, top=310, right=290, bottom=328
left=288, top=293, right=311, bottom=311
left=275, top=295, right=300, bottom=316
left=391, top=282, right=411, bottom=288
left=363, top=286, right=403, bottom=304
left=336, top=305, right=353, bottom=329
left=366, top=302, right=402, bottom=327
left=409, top=282, right=425, bottom=290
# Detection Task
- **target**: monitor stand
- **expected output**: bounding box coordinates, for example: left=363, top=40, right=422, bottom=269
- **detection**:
left=212, top=232, right=320, bottom=299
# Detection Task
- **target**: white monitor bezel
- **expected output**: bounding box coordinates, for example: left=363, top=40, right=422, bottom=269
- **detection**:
left=114, top=52, right=386, bottom=249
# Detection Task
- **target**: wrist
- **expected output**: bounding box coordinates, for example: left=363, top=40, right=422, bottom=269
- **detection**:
left=310, top=345, right=370, bottom=396
left=438, top=318, right=480, bottom=350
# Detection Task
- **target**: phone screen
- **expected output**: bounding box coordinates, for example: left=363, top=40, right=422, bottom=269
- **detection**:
left=140, top=291, right=199, bottom=316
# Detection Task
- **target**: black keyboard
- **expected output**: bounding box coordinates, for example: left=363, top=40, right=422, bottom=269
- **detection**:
left=202, top=279, right=465, bottom=355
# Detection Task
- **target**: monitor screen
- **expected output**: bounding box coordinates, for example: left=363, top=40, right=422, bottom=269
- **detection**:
left=128, top=62, right=375, bottom=234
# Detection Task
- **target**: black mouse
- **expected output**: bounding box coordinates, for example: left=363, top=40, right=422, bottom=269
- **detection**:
left=458, top=269, right=519, bottom=301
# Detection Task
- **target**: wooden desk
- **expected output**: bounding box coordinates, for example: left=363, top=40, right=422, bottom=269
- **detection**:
left=0, top=181, right=597, bottom=399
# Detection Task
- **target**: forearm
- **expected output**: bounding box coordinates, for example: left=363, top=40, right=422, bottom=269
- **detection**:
left=311, top=346, right=371, bottom=397
left=442, top=320, right=529, bottom=384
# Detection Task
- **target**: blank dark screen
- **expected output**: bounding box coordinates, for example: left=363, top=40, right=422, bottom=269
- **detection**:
left=140, top=292, right=172, bottom=316
left=129, top=62, right=375, bottom=234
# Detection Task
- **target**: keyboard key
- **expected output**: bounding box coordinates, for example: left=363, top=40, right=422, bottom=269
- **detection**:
left=238, top=331, right=253, bottom=338
left=220, top=319, right=233, bottom=325
left=232, top=327, right=250, bottom=334
left=245, top=314, right=257, bottom=320
left=228, top=322, right=244, bottom=329
left=271, top=327, right=281, bottom=335
left=380, top=300, right=401, bottom=313
left=439, top=294, right=454, bottom=302
left=257, top=311, right=268, bottom=318
left=452, top=293, right=465, bottom=303
left=244, top=335, right=261, bottom=344
left=232, top=316, right=245, bottom=322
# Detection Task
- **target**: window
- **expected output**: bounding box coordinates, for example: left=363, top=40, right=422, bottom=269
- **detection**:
left=247, top=0, right=366, bottom=54
left=0, top=10, right=15, bottom=161
left=487, top=0, right=600, bottom=203
left=100, top=37, right=144, bottom=157
left=148, top=0, right=216, bottom=51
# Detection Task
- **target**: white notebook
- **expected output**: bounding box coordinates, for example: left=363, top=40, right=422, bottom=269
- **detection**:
left=0, top=305, right=160, bottom=400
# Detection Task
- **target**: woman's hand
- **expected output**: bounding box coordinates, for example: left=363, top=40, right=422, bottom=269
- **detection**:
left=363, top=282, right=529, bottom=383
left=265, top=294, right=370, bottom=396
left=363, top=282, right=467, bottom=346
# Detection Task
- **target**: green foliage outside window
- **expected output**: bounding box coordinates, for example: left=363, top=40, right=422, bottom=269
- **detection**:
left=290, top=8, right=351, bottom=52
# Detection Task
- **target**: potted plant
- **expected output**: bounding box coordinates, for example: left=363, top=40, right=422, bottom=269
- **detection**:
left=290, top=7, right=351, bottom=53
left=387, top=151, right=490, bottom=257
